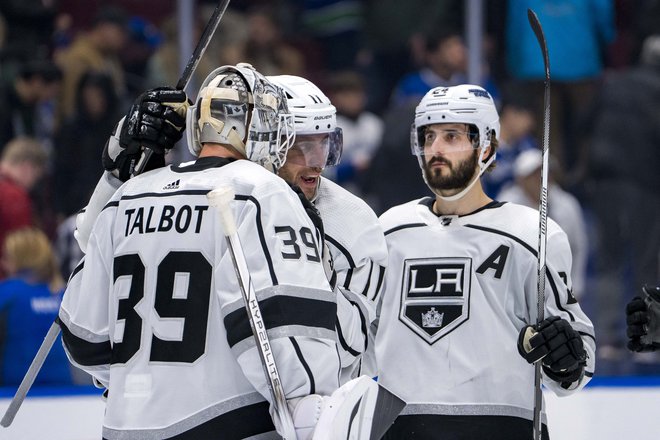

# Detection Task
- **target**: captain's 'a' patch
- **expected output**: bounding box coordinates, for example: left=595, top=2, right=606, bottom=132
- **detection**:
left=399, top=257, right=471, bottom=344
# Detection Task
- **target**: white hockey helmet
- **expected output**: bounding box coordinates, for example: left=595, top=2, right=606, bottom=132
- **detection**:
left=186, top=63, right=295, bottom=172
left=411, top=84, right=500, bottom=155
left=268, top=75, right=343, bottom=167
left=411, top=85, right=500, bottom=201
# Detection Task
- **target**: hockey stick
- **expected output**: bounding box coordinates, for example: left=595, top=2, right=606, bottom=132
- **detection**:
left=207, top=186, right=297, bottom=440
left=0, top=321, right=60, bottom=427
left=527, top=8, right=550, bottom=440
left=132, top=0, right=231, bottom=176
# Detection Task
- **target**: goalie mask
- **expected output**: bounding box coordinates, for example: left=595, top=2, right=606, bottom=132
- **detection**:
left=186, top=63, right=295, bottom=173
left=411, top=84, right=500, bottom=201
left=268, top=75, right=343, bottom=168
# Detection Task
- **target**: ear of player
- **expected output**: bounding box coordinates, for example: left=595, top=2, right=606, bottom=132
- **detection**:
left=517, top=316, right=587, bottom=387
left=626, top=285, right=660, bottom=352
left=102, top=87, right=191, bottom=181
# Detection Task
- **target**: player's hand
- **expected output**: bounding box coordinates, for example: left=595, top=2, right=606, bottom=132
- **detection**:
left=517, top=316, right=586, bottom=384
left=102, top=87, right=190, bottom=181
left=626, top=285, right=660, bottom=352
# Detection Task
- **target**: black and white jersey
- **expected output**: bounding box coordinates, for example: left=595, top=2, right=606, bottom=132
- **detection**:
left=59, top=158, right=340, bottom=440
left=315, top=177, right=388, bottom=381
left=376, top=198, right=595, bottom=437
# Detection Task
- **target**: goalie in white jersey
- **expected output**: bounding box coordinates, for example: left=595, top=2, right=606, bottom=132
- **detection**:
left=58, top=64, right=343, bottom=439
left=375, top=85, right=596, bottom=439
left=268, top=75, right=388, bottom=382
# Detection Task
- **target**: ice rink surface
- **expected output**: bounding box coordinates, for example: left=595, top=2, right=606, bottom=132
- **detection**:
left=1, top=377, right=659, bottom=440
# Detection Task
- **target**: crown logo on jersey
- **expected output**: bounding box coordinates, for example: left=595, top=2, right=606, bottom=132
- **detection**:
left=421, top=307, right=444, bottom=328
left=163, top=179, right=180, bottom=190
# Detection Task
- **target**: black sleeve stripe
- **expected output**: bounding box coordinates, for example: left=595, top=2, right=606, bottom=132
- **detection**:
left=464, top=224, right=537, bottom=255
left=546, top=269, right=575, bottom=321
left=356, top=298, right=369, bottom=350
left=384, top=223, right=427, bottom=236
left=360, top=261, right=374, bottom=297
left=289, top=337, right=315, bottom=395
left=59, top=320, right=112, bottom=366
left=585, top=371, right=594, bottom=378
left=326, top=234, right=356, bottom=268
left=578, top=331, right=596, bottom=343
left=120, top=189, right=210, bottom=200
left=336, top=318, right=361, bottom=357
left=68, top=260, right=85, bottom=282
left=224, top=296, right=337, bottom=347
left=235, top=194, right=278, bottom=285
left=343, top=268, right=354, bottom=291
left=372, top=265, right=386, bottom=302
left=100, top=200, right=120, bottom=212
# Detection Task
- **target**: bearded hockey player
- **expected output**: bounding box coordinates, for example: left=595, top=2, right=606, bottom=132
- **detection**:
left=375, top=85, right=596, bottom=439
left=268, top=75, right=388, bottom=382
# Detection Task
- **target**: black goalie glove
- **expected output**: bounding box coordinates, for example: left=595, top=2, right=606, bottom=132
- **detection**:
left=626, top=285, right=660, bottom=353
left=102, top=87, right=190, bottom=181
left=518, top=316, right=587, bottom=386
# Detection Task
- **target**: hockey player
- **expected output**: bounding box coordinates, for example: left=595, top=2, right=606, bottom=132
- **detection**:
left=268, top=75, right=388, bottom=381
left=59, top=63, right=345, bottom=439
left=626, top=285, right=660, bottom=352
left=375, top=85, right=596, bottom=439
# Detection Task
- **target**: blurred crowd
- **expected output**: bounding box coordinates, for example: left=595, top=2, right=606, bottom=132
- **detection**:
left=0, top=0, right=658, bottom=386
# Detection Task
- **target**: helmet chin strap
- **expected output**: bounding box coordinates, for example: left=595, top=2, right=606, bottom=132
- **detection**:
left=310, top=176, right=322, bottom=203
left=436, top=147, right=496, bottom=202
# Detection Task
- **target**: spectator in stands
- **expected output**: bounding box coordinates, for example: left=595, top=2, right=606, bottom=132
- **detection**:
left=482, top=91, right=538, bottom=198
left=506, top=0, right=615, bottom=186
left=55, top=6, right=128, bottom=121
left=361, top=0, right=463, bottom=113
left=498, top=149, right=588, bottom=298
left=54, top=72, right=121, bottom=218
left=0, top=60, right=62, bottom=153
left=390, top=29, right=467, bottom=106
left=586, top=34, right=660, bottom=363
left=0, top=0, right=57, bottom=79
left=362, top=100, right=432, bottom=214
left=325, top=70, right=384, bottom=198
left=0, top=137, right=48, bottom=279
left=239, top=5, right=305, bottom=76
left=0, top=227, right=72, bottom=386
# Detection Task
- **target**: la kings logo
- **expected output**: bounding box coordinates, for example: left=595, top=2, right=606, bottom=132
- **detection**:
left=400, top=257, right=471, bottom=344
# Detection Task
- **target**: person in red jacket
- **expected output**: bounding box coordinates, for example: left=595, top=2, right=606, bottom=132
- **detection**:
left=0, top=136, right=47, bottom=279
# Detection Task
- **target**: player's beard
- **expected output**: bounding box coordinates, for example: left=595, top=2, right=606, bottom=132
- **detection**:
left=422, top=149, right=479, bottom=192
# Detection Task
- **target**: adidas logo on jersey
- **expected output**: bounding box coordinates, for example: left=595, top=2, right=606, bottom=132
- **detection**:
left=163, top=179, right=180, bottom=190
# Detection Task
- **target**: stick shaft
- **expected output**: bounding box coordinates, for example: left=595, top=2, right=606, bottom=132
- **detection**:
left=1, top=321, right=61, bottom=427
left=528, top=8, right=551, bottom=440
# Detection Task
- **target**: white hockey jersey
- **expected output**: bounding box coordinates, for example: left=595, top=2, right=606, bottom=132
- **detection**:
left=376, top=198, right=596, bottom=438
left=59, top=158, right=340, bottom=440
left=314, top=177, right=388, bottom=381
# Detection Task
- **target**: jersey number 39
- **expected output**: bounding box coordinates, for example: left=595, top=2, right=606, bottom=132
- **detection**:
left=112, top=251, right=212, bottom=364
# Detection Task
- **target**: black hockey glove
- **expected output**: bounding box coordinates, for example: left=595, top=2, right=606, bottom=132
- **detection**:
left=102, top=87, right=190, bottom=181
left=626, top=285, right=660, bottom=353
left=518, top=316, right=587, bottom=386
